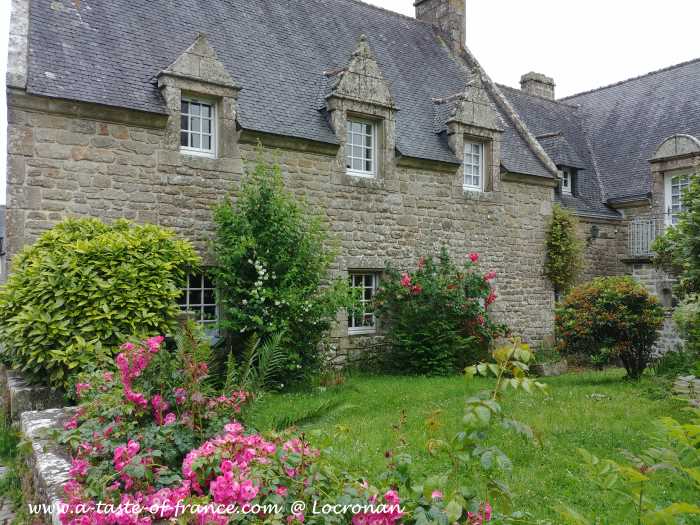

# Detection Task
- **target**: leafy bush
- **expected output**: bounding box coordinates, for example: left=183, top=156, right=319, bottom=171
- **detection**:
left=555, top=277, right=664, bottom=379
left=544, top=205, right=583, bottom=296
left=0, top=218, right=199, bottom=390
left=374, top=249, right=507, bottom=375
left=212, top=154, right=349, bottom=386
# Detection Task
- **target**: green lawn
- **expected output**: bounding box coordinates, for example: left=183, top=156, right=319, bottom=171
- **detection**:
left=251, top=369, right=697, bottom=523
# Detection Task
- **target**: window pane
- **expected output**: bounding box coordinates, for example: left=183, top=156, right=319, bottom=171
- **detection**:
left=181, top=115, right=189, bottom=132
left=188, top=289, right=201, bottom=305
left=191, top=117, right=201, bottom=133
left=201, top=104, right=211, bottom=118
left=191, top=103, right=201, bottom=116
left=180, top=132, right=189, bottom=147
left=202, top=135, right=211, bottom=151
left=353, top=158, right=363, bottom=171
left=181, top=101, right=189, bottom=114
left=366, top=159, right=372, bottom=172
left=192, top=134, right=200, bottom=149
left=202, top=119, right=211, bottom=134
left=203, top=306, right=217, bottom=321
left=353, top=145, right=363, bottom=159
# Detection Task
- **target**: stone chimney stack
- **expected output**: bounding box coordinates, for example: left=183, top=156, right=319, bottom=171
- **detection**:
left=520, top=72, right=556, bottom=100
left=414, top=0, right=466, bottom=53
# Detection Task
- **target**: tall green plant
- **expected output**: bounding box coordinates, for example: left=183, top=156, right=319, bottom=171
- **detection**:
left=0, top=218, right=199, bottom=390
left=544, top=205, right=583, bottom=296
left=211, top=151, right=350, bottom=385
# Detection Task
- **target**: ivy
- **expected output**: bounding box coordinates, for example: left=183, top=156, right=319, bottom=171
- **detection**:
left=544, top=204, right=583, bottom=296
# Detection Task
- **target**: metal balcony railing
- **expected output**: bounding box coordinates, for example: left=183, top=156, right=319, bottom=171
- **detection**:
left=628, top=218, right=664, bottom=257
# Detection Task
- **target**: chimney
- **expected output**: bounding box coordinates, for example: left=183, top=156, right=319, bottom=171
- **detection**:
left=520, top=72, right=556, bottom=100
left=415, top=0, right=466, bottom=53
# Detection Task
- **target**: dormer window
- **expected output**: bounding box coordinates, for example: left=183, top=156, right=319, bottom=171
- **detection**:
left=560, top=166, right=574, bottom=195
left=463, top=141, right=484, bottom=192
left=181, top=98, right=216, bottom=158
left=346, top=118, right=377, bottom=178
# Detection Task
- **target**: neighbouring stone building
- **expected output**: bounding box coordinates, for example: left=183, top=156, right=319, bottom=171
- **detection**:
left=5, top=0, right=700, bottom=352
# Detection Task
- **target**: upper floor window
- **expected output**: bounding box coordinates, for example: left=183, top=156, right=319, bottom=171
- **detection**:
left=665, top=172, right=692, bottom=226
left=178, top=273, right=218, bottom=328
left=181, top=99, right=216, bottom=157
left=463, top=142, right=484, bottom=191
left=346, top=119, right=377, bottom=178
left=560, top=167, right=574, bottom=195
left=348, top=271, right=379, bottom=335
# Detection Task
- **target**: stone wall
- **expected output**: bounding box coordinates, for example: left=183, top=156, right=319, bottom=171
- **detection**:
left=7, top=90, right=556, bottom=352
left=577, top=218, right=627, bottom=282
left=6, top=92, right=242, bottom=259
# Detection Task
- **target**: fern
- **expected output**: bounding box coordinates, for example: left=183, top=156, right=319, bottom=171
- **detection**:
left=221, top=332, right=286, bottom=396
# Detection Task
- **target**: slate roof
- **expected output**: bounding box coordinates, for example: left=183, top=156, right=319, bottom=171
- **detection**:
left=25, top=0, right=552, bottom=178
left=563, top=58, right=700, bottom=202
left=500, top=85, right=619, bottom=218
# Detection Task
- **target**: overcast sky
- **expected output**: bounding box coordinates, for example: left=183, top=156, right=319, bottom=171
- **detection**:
left=1, top=0, right=699, bottom=206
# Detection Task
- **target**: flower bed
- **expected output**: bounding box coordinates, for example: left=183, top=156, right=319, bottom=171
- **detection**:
left=53, top=327, right=498, bottom=525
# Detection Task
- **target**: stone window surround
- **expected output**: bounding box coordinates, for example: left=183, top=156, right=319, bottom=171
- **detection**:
left=446, top=123, right=500, bottom=196
left=663, top=169, right=693, bottom=226
left=157, top=75, right=239, bottom=162
left=326, top=97, right=396, bottom=188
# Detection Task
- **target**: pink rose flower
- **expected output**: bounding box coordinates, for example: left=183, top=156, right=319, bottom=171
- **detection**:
left=469, top=252, right=480, bottom=263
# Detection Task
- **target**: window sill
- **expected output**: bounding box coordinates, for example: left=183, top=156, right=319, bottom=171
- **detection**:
left=347, top=170, right=377, bottom=179
left=181, top=148, right=216, bottom=159
left=463, top=186, right=483, bottom=193
left=348, top=328, right=377, bottom=336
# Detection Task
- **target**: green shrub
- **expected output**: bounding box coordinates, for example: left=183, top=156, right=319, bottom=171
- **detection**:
left=0, top=218, right=199, bottom=390
left=544, top=205, right=583, bottom=296
left=211, top=153, right=350, bottom=386
left=670, top=296, right=700, bottom=371
left=555, top=276, right=664, bottom=379
left=374, top=249, right=507, bottom=375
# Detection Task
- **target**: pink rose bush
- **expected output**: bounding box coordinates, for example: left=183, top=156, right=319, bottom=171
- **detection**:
left=56, top=326, right=507, bottom=525
left=374, top=248, right=508, bottom=375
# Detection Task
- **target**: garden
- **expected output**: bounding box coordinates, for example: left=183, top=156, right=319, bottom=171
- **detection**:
left=0, top=154, right=698, bottom=525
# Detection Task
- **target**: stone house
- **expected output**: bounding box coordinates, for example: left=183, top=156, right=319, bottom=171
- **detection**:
left=5, top=0, right=699, bottom=352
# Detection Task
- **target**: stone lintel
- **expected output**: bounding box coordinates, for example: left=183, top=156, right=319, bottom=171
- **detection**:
left=501, top=171, right=558, bottom=188
left=239, top=129, right=339, bottom=156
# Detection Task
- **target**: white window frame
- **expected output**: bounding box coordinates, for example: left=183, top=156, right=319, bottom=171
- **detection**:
left=665, top=171, right=692, bottom=226
left=463, top=141, right=484, bottom=192
left=178, top=272, right=219, bottom=330
left=180, top=98, right=217, bottom=158
left=346, top=118, right=378, bottom=178
left=348, top=272, right=379, bottom=335
left=560, top=167, right=573, bottom=195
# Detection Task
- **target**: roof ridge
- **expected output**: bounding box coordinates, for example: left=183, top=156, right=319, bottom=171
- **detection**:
left=561, top=56, right=700, bottom=100
left=497, top=83, right=579, bottom=108
left=336, top=0, right=419, bottom=24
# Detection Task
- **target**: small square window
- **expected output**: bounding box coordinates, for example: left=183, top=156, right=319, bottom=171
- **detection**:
left=346, top=119, right=378, bottom=178
left=178, top=272, right=219, bottom=330
left=463, top=141, right=484, bottom=191
left=348, top=272, right=379, bottom=335
left=560, top=167, right=574, bottom=195
left=181, top=99, right=216, bottom=158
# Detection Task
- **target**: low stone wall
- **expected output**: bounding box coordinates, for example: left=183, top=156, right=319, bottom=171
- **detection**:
left=0, top=366, right=65, bottom=421
left=21, top=408, right=74, bottom=525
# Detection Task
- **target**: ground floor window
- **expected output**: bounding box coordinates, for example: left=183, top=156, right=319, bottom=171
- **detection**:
left=348, top=272, right=379, bottom=335
left=178, top=273, right=218, bottom=329
left=665, top=172, right=692, bottom=225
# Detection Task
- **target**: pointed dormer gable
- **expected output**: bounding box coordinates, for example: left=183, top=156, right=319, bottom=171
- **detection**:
left=158, top=33, right=239, bottom=91
left=326, top=35, right=396, bottom=110
left=445, top=75, right=503, bottom=132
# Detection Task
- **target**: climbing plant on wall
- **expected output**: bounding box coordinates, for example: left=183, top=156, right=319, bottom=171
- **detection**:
left=544, top=204, right=583, bottom=297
